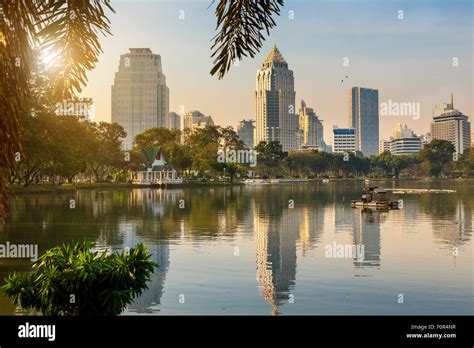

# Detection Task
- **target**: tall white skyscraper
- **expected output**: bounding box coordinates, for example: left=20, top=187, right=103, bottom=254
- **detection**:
left=255, top=45, right=298, bottom=151
left=348, top=87, right=379, bottom=156
left=111, top=48, right=169, bottom=149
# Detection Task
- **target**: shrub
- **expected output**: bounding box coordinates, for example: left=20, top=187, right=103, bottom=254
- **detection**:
left=2, top=242, right=157, bottom=316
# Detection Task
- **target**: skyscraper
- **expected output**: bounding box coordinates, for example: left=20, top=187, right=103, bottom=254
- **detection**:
left=298, top=100, right=324, bottom=149
left=237, top=119, right=255, bottom=149
left=183, top=110, right=214, bottom=131
left=183, top=110, right=204, bottom=129
left=431, top=94, right=471, bottom=155
left=111, top=48, right=169, bottom=149
left=168, top=112, right=181, bottom=130
left=255, top=45, right=298, bottom=151
left=348, top=87, right=379, bottom=156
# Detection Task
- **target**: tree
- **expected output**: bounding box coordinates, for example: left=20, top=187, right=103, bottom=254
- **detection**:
left=254, top=141, right=287, bottom=178
left=89, top=122, right=127, bottom=181
left=457, top=147, right=474, bottom=176
left=1, top=0, right=284, bottom=221
left=1, top=0, right=115, bottom=222
left=419, top=139, right=455, bottom=177
left=2, top=242, right=156, bottom=316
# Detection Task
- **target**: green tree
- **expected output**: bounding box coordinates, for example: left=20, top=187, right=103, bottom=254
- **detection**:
left=89, top=122, right=127, bottom=181
left=254, top=141, right=287, bottom=178
left=457, top=147, right=474, bottom=176
left=2, top=242, right=156, bottom=316
left=1, top=0, right=115, bottom=222
left=419, top=139, right=455, bottom=177
left=1, top=1, right=285, bottom=221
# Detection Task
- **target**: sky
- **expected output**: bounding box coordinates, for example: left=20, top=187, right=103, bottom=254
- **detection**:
left=79, top=0, right=473, bottom=143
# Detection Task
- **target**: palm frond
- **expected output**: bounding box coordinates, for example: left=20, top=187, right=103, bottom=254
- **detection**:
left=210, top=0, right=284, bottom=79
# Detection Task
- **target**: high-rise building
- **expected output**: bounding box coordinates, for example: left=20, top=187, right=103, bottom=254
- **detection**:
left=237, top=119, right=255, bottom=149
left=168, top=112, right=181, bottom=130
left=183, top=110, right=214, bottom=131
left=255, top=45, right=298, bottom=151
left=193, top=115, right=214, bottom=129
left=348, top=87, right=379, bottom=156
left=332, top=127, right=356, bottom=154
left=431, top=94, right=471, bottom=155
left=298, top=100, right=324, bottom=150
left=183, top=110, right=204, bottom=129
left=393, top=123, right=414, bottom=139
left=111, top=48, right=169, bottom=149
left=421, top=133, right=432, bottom=146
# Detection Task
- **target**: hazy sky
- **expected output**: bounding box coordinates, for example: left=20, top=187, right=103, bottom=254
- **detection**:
left=80, top=0, right=473, bottom=143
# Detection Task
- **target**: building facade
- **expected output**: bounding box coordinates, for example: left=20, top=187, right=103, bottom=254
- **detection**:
left=237, top=119, right=255, bottom=149
left=168, top=112, right=181, bottom=130
left=183, top=110, right=204, bottom=129
left=255, top=45, right=298, bottom=151
left=332, top=127, right=356, bottom=154
left=182, top=110, right=215, bottom=131
left=430, top=95, right=471, bottom=155
left=348, top=87, right=379, bottom=156
left=298, top=100, right=324, bottom=150
left=111, top=48, right=169, bottom=149
left=389, top=137, right=422, bottom=156
left=379, top=139, right=391, bottom=154
left=381, top=124, right=423, bottom=156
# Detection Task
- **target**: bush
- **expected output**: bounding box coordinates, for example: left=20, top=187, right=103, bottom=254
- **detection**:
left=2, top=242, right=157, bottom=316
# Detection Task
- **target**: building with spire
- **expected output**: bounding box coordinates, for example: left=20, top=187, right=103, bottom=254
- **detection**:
left=111, top=48, right=169, bottom=149
left=431, top=93, right=471, bottom=155
left=255, top=45, right=298, bottom=151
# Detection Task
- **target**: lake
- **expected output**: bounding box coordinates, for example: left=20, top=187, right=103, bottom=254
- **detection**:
left=0, top=180, right=472, bottom=315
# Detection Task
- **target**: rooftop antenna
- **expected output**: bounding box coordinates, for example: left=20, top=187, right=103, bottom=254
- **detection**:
left=451, top=92, right=454, bottom=109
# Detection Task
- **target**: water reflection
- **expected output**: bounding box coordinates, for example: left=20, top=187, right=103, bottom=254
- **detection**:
left=0, top=181, right=472, bottom=315
left=353, top=209, right=381, bottom=269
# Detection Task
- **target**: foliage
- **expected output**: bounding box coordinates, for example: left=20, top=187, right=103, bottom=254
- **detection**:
left=418, top=139, right=455, bottom=177
left=0, top=0, right=115, bottom=222
left=2, top=241, right=157, bottom=316
left=210, top=0, right=284, bottom=78
left=88, top=122, right=127, bottom=181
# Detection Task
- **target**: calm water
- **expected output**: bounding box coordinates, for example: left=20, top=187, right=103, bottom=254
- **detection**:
left=0, top=180, right=472, bottom=315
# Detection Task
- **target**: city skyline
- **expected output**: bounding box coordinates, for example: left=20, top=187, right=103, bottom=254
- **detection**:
left=79, top=0, right=472, bottom=143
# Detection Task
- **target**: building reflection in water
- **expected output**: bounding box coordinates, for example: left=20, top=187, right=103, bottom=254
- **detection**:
left=127, top=242, right=170, bottom=313
left=255, top=208, right=298, bottom=315
left=431, top=201, right=472, bottom=248
left=253, top=194, right=325, bottom=315
left=352, top=209, right=382, bottom=269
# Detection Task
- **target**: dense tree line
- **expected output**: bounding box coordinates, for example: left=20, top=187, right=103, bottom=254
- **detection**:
left=14, top=115, right=474, bottom=185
